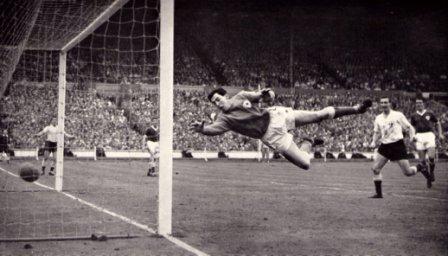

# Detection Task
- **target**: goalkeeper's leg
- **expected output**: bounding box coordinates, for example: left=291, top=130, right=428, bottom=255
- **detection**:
left=281, top=141, right=310, bottom=170
left=293, top=100, right=372, bottom=126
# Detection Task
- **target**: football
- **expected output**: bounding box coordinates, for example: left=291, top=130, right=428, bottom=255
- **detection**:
left=19, top=163, right=40, bottom=182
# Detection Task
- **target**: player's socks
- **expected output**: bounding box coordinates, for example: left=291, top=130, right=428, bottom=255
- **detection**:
left=147, top=167, right=156, bottom=177
left=428, top=158, right=435, bottom=182
left=371, top=180, right=383, bottom=198
left=49, top=167, right=55, bottom=176
left=417, top=163, right=431, bottom=188
left=41, top=166, right=45, bottom=175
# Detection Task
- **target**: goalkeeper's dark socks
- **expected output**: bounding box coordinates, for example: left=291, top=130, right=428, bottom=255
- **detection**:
left=334, top=100, right=372, bottom=118
left=333, top=107, right=358, bottom=118
left=41, top=166, right=45, bottom=175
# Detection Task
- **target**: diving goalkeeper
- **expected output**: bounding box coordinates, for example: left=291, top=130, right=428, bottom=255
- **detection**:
left=191, top=88, right=372, bottom=170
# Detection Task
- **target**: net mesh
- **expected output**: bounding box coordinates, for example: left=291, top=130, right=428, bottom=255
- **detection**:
left=0, top=0, right=43, bottom=96
left=0, top=0, right=160, bottom=240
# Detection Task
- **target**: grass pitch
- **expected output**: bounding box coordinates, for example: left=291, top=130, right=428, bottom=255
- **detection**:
left=1, top=159, right=447, bottom=255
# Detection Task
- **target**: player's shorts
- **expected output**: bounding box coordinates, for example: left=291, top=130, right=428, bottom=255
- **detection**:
left=377, top=139, right=408, bottom=161
left=261, top=106, right=295, bottom=152
left=44, top=141, right=57, bottom=153
left=415, top=132, right=436, bottom=150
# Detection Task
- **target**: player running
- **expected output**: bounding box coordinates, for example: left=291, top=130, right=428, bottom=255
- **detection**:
left=143, top=126, right=159, bottom=177
left=35, top=118, right=74, bottom=176
left=369, top=98, right=431, bottom=198
left=410, top=98, right=445, bottom=188
left=191, top=87, right=372, bottom=170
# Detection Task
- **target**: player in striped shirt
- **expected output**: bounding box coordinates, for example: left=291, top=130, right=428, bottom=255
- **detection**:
left=191, top=87, right=372, bottom=170
left=410, top=98, right=445, bottom=187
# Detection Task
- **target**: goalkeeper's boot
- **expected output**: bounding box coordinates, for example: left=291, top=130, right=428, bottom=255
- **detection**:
left=357, top=99, right=373, bottom=114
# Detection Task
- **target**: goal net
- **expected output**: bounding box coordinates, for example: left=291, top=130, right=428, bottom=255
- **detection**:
left=0, top=0, right=167, bottom=241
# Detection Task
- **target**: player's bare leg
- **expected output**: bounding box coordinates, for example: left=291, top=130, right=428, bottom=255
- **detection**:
left=280, top=137, right=324, bottom=170
left=370, top=153, right=389, bottom=198
left=399, top=158, right=431, bottom=188
left=49, top=155, right=56, bottom=176
left=293, top=100, right=372, bottom=127
left=41, top=150, right=50, bottom=175
left=396, top=160, right=418, bottom=176
left=1, top=152, right=10, bottom=164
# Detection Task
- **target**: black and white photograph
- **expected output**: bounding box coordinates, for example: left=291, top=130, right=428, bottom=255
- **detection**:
left=0, top=0, right=447, bottom=255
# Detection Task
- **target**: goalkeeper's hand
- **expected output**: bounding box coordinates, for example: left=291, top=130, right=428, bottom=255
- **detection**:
left=190, top=121, right=205, bottom=133
left=261, top=88, right=275, bottom=102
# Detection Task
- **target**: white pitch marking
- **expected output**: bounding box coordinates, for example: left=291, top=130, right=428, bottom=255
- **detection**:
left=0, top=166, right=209, bottom=256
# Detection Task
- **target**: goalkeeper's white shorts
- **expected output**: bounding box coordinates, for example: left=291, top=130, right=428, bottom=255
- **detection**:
left=262, top=106, right=295, bottom=152
left=415, top=132, right=436, bottom=150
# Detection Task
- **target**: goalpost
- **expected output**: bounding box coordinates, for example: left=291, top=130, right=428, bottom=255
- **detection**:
left=0, top=0, right=174, bottom=240
left=158, top=0, right=174, bottom=236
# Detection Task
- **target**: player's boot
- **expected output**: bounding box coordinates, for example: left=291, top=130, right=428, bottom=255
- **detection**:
left=417, top=163, right=431, bottom=188
left=370, top=180, right=383, bottom=198
left=357, top=99, right=373, bottom=113
left=49, top=167, right=55, bottom=176
left=430, top=170, right=435, bottom=182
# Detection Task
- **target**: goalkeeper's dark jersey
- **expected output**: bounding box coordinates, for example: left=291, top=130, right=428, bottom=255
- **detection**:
left=212, top=91, right=270, bottom=139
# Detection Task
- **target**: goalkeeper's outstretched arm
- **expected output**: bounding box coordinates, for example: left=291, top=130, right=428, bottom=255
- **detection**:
left=190, top=121, right=229, bottom=136
left=237, top=88, right=275, bottom=103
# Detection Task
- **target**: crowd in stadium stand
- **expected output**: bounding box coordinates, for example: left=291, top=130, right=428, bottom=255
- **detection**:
left=1, top=82, right=447, bottom=153
left=1, top=83, right=141, bottom=150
